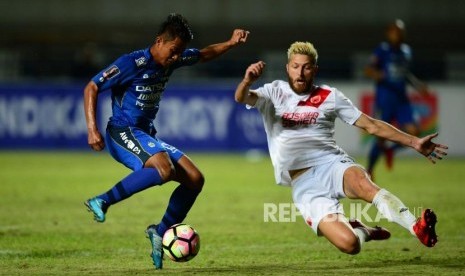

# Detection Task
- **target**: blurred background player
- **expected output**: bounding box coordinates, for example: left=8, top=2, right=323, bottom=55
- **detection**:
left=364, top=19, right=429, bottom=178
left=235, top=41, right=447, bottom=255
left=83, top=13, right=249, bottom=269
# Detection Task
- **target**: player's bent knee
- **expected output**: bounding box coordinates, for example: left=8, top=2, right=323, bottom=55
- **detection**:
left=321, top=219, right=361, bottom=255
left=344, top=167, right=379, bottom=202
left=332, top=230, right=361, bottom=255
left=195, top=172, right=205, bottom=190
left=156, top=165, right=176, bottom=182
left=188, top=171, right=205, bottom=191
left=341, top=242, right=361, bottom=255
left=337, top=236, right=361, bottom=255
left=145, top=153, right=176, bottom=182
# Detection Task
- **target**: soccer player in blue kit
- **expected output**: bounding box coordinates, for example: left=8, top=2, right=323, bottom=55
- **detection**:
left=365, top=19, right=429, bottom=178
left=83, top=14, right=249, bottom=269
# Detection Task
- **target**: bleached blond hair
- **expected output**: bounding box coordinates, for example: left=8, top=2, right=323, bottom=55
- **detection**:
left=287, top=41, right=318, bottom=65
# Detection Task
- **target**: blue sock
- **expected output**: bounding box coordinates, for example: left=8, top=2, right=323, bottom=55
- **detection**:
left=97, top=168, right=163, bottom=207
left=156, top=185, right=200, bottom=236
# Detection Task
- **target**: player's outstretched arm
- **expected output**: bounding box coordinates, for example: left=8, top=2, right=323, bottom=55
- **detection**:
left=354, top=113, right=448, bottom=163
left=234, top=61, right=265, bottom=106
left=83, top=81, right=105, bottom=151
left=199, top=29, right=249, bottom=62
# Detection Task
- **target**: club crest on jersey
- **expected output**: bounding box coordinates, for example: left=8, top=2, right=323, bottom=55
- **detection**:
left=99, top=65, right=120, bottom=82
left=135, top=57, right=147, bottom=67
left=297, top=87, right=331, bottom=108
left=310, top=95, right=322, bottom=105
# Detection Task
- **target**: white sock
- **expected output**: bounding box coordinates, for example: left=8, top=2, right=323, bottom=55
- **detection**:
left=372, top=189, right=416, bottom=235
left=353, top=227, right=369, bottom=245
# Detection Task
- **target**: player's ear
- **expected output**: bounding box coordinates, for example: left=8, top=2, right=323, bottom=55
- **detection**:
left=154, top=36, right=164, bottom=45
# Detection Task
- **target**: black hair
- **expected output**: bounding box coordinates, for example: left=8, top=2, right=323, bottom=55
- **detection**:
left=157, top=13, right=193, bottom=43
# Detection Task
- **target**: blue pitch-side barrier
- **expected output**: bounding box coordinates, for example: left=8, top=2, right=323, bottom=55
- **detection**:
left=0, top=84, right=268, bottom=151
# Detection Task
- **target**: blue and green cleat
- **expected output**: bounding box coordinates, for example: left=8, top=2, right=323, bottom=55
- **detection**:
left=146, top=224, right=164, bottom=269
left=84, top=197, right=107, bottom=222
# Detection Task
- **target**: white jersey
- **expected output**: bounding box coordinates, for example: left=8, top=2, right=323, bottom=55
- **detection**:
left=249, top=80, right=362, bottom=186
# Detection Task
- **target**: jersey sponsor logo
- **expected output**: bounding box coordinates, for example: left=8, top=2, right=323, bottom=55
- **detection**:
left=119, top=131, right=141, bottom=154
left=135, top=88, right=162, bottom=110
left=135, top=57, right=147, bottom=67
left=99, top=65, right=120, bottom=82
left=137, top=92, right=161, bottom=101
left=297, top=87, right=331, bottom=108
left=135, top=84, right=165, bottom=92
left=135, top=100, right=157, bottom=110
left=281, top=111, right=319, bottom=127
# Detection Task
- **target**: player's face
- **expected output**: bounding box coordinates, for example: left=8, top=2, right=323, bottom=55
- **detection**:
left=154, top=36, right=187, bottom=67
left=286, top=54, right=318, bottom=94
left=386, top=25, right=405, bottom=47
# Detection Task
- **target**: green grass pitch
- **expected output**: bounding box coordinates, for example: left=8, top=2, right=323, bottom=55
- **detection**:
left=0, top=151, right=464, bottom=275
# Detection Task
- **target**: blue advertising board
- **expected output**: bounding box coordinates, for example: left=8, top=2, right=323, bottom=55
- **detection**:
left=0, top=84, right=268, bottom=152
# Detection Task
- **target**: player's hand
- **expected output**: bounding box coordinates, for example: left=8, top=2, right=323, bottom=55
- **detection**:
left=244, top=61, right=265, bottom=84
left=414, top=133, right=448, bottom=164
left=88, top=128, right=105, bottom=151
left=229, top=29, right=249, bottom=46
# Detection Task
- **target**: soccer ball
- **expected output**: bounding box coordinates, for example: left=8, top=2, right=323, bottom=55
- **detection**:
left=162, top=223, right=200, bottom=262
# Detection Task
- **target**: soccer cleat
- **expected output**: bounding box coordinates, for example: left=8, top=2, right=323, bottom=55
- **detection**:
left=349, top=219, right=391, bottom=241
left=146, top=224, right=164, bottom=269
left=84, top=197, right=107, bottom=222
left=413, top=208, right=437, bottom=247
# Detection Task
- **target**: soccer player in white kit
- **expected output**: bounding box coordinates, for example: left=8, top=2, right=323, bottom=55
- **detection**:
left=234, top=41, right=448, bottom=254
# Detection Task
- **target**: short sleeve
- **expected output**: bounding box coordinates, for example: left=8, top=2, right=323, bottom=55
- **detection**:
left=171, top=48, right=201, bottom=69
left=401, top=44, right=413, bottom=65
left=91, top=55, right=137, bottom=91
left=247, top=82, right=275, bottom=111
left=334, top=89, right=362, bottom=125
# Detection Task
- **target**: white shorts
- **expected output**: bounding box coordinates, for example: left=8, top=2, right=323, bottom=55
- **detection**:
left=291, top=155, right=363, bottom=235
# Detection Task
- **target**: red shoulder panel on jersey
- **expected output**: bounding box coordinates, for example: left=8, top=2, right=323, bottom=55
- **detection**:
left=297, top=87, right=331, bottom=108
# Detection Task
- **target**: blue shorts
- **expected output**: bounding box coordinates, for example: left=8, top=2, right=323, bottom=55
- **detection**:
left=105, top=126, right=184, bottom=171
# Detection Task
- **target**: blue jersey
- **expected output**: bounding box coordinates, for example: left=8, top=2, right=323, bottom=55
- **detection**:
left=371, top=42, right=415, bottom=125
left=92, top=47, right=200, bottom=133
left=372, top=42, right=412, bottom=103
